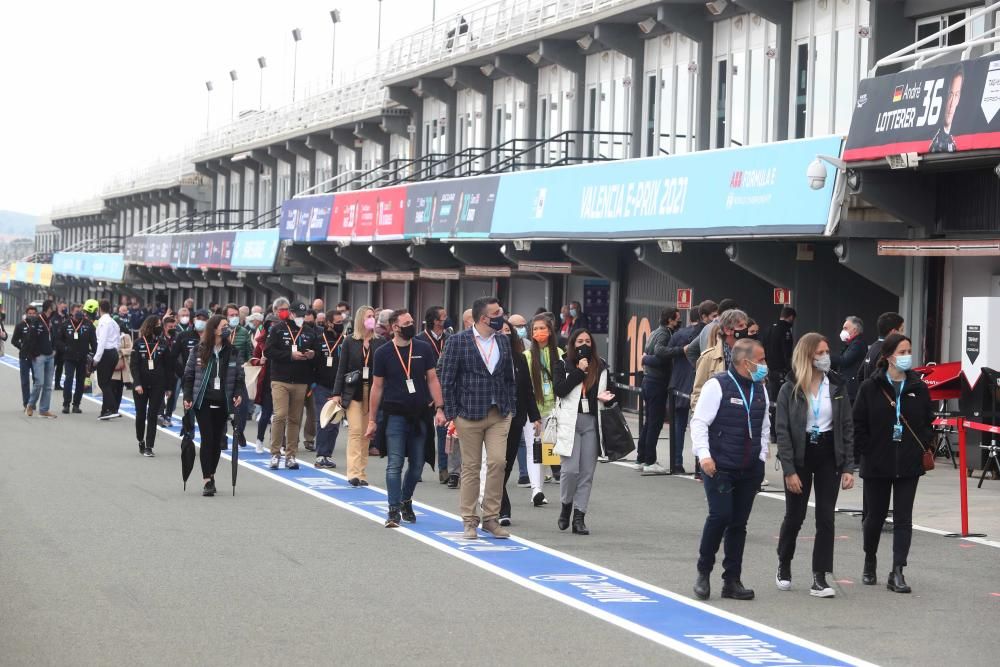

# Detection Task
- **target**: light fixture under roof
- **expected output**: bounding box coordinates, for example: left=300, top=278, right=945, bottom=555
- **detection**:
left=480, top=63, right=495, bottom=77
left=638, top=17, right=658, bottom=34
left=576, top=34, right=594, bottom=50
left=705, top=0, right=728, bottom=16
left=527, top=50, right=542, bottom=65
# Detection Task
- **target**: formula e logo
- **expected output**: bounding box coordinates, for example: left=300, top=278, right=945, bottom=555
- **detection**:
left=856, top=93, right=868, bottom=109
left=530, top=574, right=609, bottom=583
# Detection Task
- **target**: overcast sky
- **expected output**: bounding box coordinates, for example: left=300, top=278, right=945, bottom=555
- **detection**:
left=0, top=0, right=471, bottom=216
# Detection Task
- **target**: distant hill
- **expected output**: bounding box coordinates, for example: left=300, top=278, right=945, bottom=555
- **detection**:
left=0, top=210, right=38, bottom=240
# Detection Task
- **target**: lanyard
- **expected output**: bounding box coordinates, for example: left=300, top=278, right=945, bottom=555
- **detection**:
left=393, top=342, right=413, bottom=379
left=363, top=340, right=371, bottom=366
left=323, top=333, right=344, bottom=357
left=809, top=376, right=826, bottom=431
left=887, top=371, right=903, bottom=425
left=475, top=333, right=496, bottom=368
left=424, top=328, right=443, bottom=356
left=39, top=315, right=51, bottom=334
left=286, top=324, right=302, bottom=347
left=142, top=336, right=160, bottom=359
left=727, top=371, right=755, bottom=439
left=71, top=318, right=84, bottom=335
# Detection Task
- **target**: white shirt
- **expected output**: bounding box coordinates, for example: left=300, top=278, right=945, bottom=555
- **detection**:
left=93, top=313, right=120, bottom=363
left=473, top=328, right=500, bottom=373
left=805, top=375, right=834, bottom=433
left=690, top=376, right=770, bottom=463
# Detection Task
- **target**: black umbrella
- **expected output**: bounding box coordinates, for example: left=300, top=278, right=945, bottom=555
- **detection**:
left=229, top=417, right=244, bottom=496
left=180, top=410, right=196, bottom=491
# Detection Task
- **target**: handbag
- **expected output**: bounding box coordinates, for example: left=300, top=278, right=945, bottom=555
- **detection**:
left=344, top=369, right=362, bottom=386
left=880, top=387, right=934, bottom=471
left=599, top=404, right=636, bottom=462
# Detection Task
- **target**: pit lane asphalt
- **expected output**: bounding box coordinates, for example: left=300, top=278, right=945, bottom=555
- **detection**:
left=0, top=368, right=995, bottom=666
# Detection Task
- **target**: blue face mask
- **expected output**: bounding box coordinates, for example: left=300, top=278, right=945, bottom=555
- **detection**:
left=894, top=354, right=913, bottom=371
left=515, top=326, right=527, bottom=339
left=194, top=320, right=206, bottom=332
left=569, top=308, right=578, bottom=318
left=750, top=361, right=769, bottom=382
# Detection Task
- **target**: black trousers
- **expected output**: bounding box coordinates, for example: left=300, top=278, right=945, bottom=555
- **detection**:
left=501, top=415, right=528, bottom=518
left=134, top=387, right=166, bottom=449
left=777, top=433, right=841, bottom=573
left=96, top=350, right=119, bottom=416
left=196, top=405, right=228, bottom=479
left=697, top=462, right=764, bottom=581
left=62, top=359, right=89, bottom=407
left=863, top=476, right=919, bottom=568
left=54, top=349, right=64, bottom=387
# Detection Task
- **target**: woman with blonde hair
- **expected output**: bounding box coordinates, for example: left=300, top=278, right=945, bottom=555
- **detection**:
left=774, top=332, right=855, bottom=597
left=332, top=306, right=386, bottom=486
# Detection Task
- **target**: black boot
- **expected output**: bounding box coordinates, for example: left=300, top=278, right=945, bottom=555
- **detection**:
left=558, top=503, right=572, bottom=531
left=721, top=580, right=755, bottom=600
left=862, top=554, right=877, bottom=585
left=810, top=572, right=835, bottom=598
left=693, top=572, right=711, bottom=600
left=571, top=509, right=589, bottom=535
left=887, top=566, right=911, bottom=593
left=61, top=404, right=70, bottom=414
left=400, top=500, right=416, bottom=524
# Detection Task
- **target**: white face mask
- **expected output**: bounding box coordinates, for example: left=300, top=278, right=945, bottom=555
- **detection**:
left=839, top=329, right=852, bottom=343
left=813, top=354, right=831, bottom=373
left=294, top=317, right=304, bottom=328
left=179, top=316, right=190, bottom=325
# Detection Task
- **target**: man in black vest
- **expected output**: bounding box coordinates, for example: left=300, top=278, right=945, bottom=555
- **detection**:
left=690, top=338, right=770, bottom=601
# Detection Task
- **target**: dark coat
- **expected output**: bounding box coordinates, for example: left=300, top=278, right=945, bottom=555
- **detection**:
left=130, top=334, right=175, bottom=391
left=852, top=370, right=933, bottom=479
left=831, top=336, right=867, bottom=400
left=513, top=350, right=542, bottom=425
left=775, top=370, right=854, bottom=476
left=333, top=336, right=388, bottom=407
left=53, top=317, right=97, bottom=362
left=183, top=342, right=245, bottom=414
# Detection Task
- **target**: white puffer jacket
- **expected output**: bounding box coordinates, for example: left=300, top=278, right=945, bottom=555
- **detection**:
left=551, top=361, right=608, bottom=458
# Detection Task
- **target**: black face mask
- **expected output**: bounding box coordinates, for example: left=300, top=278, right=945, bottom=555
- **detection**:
left=398, top=324, right=416, bottom=340
left=576, top=344, right=592, bottom=360
left=153, top=326, right=163, bottom=336
left=72, top=312, right=84, bottom=321
left=488, top=315, right=505, bottom=331
left=732, top=327, right=749, bottom=340
left=332, top=322, right=344, bottom=335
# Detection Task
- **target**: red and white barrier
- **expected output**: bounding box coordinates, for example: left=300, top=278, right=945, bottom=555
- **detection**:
left=931, top=416, right=992, bottom=537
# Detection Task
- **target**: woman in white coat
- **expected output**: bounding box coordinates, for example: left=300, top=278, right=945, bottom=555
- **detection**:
left=552, top=328, right=616, bottom=535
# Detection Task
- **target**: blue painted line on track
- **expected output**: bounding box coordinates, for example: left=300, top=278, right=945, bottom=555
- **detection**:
left=2, top=355, right=875, bottom=666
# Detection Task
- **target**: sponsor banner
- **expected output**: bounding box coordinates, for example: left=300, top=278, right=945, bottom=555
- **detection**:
left=845, top=56, right=1000, bottom=161
left=280, top=193, right=335, bottom=242
left=231, top=228, right=280, bottom=270
left=404, top=175, right=498, bottom=239
left=52, top=252, right=126, bottom=282
left=328, top=186, right=407, bottom=241
left=9, top=262, right=53, bottom=287
left=124, top=229, right=278, bottom=271
left=490, top=136, right=843, bottom=238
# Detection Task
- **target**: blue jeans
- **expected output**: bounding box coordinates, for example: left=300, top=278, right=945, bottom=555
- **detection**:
left=28, top=353, right=55, bottom=412
left=637, top=377, right=669, bottom=465
left=256, top=391, right=273, bottom=443
left=516, top=437, right=528, bottom=477
left=313, top=384, right=341, bottom=457
left=19, top=357, right=32, bottom=407
left=669, top=395, right=689, bottom=469
left=385, top=414, right=426, bottom=509
left=436, top=424, right=448, bottom=471
left=697, top=462, right=764, bottom=582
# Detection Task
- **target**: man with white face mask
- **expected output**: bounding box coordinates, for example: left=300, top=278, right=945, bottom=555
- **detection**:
left=264, top=301, right=318, bottom=470
left=831, top=316, right=866, bottom=403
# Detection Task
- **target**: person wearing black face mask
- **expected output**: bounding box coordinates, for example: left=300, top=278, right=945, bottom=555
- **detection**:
left=311, top=310, right=347, bottom=468
left=130, top=315, right=174, bottom=457
left=54, top=305, right=97, bottom=414
left=365, top=309, right=446, bottom=527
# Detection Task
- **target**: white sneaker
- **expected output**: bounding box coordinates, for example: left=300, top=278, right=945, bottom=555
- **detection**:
left=631, top=462, right=644, bottom=471
left=255, top=439, right=264, bottom=454
left=760, top=478, right=771, bottom=488
left=597, top=455, right=609, bottom=463
left=641, top=463, right=670, bottom=476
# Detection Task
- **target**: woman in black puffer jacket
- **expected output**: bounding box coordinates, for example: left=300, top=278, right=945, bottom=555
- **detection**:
left=184, top=315, right=245, bottom=496
left=852, top=333, right=933, bottom=594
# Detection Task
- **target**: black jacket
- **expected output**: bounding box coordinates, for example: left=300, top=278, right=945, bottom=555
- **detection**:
left=11, top=319, right=34, bottom=359
left=416, top=329, right=449, bottom=366
left=183, top=342, right=245, bottom=413
left=831, top=337, right=867, bottom=400
left=764, top=319, right=794, bottom=374
left=313, top=329, right=347, bottom=389
left=54, top=317, right=97, bottom=362
left=858, top=339, right=884, bottom=384
left=852, top=370, right=934, bottom=479
left=130, top=334, right=175, bottom=391
left=265, top=321, right=319, bottom=385
left=172, top=328, right=201, bottom=378
left=513, top=350, right=542, bottom=425
left=333, top=336, right=387, bottom=406
left=775, top=370, right=854, bottom=476
left=641, top=325, right=682, bottom=382
left=22, top=314, right=55, bottom=358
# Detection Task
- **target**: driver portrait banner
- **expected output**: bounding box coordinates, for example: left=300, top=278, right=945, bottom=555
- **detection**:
left=844, top=55, right=1000, bottom=161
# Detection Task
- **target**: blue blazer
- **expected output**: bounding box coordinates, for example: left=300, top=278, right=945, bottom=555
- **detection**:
left=438, top=328, right=516, bottom=421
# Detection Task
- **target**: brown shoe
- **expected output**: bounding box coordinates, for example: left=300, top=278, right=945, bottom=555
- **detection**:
left=463, top=521, right=479, bottom=540
left=39, top=411, right=58, bottom=419
left=482, top=519, right=510, bottom=539
left=25, top=406, right=34, bottom=417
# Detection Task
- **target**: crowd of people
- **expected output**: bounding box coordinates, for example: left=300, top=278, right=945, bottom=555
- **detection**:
left=1, top=293, right=933, bottom=600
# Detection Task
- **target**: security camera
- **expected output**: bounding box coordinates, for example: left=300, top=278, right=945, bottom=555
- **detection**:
left=807, top=158, right=827, bottom=190
left=993, top=162, right=1000, bottom=179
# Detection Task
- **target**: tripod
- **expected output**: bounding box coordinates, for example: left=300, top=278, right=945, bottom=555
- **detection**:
left=933, top=406, right=958, bottom=470
left=978, top=440, right=1000, bottom=488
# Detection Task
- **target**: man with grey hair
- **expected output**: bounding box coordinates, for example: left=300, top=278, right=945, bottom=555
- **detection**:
left=690, top=337, right=770, bottom=601
left=272, top=297, right=290, bottom=314
left=832, top=315, right=866, bottom=402
left=691, top=308, right=750, bottom=411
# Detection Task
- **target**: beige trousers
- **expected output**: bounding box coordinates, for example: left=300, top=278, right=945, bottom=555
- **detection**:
left=271, top=381, right=307, bottom=457
left=456, top=408, right=512, bottom=524
left=346, top=385, right=370, bottom=481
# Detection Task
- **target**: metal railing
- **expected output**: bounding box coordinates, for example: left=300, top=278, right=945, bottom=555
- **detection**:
left=872, top=4, right=1000, bottom=75
left=60, top=235, right=125, bottom=254
left=51, top=198, right=107, bottom=219
left=381, top=0, right=630, bottom=80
